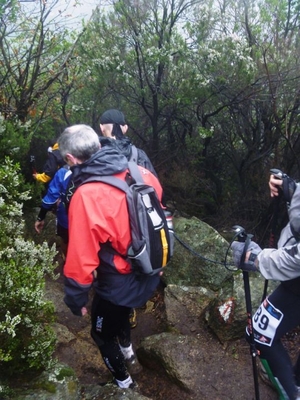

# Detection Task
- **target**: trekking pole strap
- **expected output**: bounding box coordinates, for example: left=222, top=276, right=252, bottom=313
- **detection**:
left=173, top=232, right=229, bottom=266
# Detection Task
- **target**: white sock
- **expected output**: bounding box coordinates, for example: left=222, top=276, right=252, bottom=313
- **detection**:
left=119, top=343, right=134, bottom=360
left=115, top=375, right=133, bottom=388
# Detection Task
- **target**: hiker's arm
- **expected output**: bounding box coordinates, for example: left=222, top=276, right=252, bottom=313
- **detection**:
left=33, top=172, right=51, bottom=183
left=288, top=185, right=300, bottom=240
left=34, top=173, right=64, bottom=232
left=34, top=205, right=48, bottom=233
left=41, top=169, right=64, bottom=208
left=256, top=242, right=300, bottom=281
left=234, top=239, right=300, bottom=280
left=63, top=187, right=104, bottom=315
left=64, top=277, right=91, bottom=316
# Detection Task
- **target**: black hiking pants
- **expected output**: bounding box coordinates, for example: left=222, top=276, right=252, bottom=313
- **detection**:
left=90, top=292, right=132, bottom=381
left=250, top=281, right=300, bottom=400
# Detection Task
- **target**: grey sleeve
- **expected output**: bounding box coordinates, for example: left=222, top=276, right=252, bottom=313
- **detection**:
left=258, top=243, right=300, bottom=281
left=257, top=183, right=300, bottom=281
left=277, top=223, right=297, bottom=248
left=288, top=183, right=300, bottom=239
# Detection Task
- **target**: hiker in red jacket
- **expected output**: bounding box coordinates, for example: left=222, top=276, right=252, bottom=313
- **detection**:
left=58, top=124, right=163, bottom=389
left=99, top=108, right=160, bottom=328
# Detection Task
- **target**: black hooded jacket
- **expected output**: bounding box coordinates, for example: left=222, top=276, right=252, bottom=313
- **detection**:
left=99, top=136, right=158, bottom=177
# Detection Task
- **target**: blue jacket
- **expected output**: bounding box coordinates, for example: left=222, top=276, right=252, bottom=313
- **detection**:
left=42, top=166, right=72, bottom=229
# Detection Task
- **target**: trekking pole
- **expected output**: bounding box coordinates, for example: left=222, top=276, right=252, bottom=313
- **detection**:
left=261, top=169, right=283, bottom=302
left=233, top=225, right=260, bottom=400
left=243, top=267, right=260, bottom=400
left=261, top=193, right=281, bottom=302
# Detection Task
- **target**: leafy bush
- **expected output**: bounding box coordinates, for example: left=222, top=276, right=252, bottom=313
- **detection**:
left=0, top=114, right=33, bottom=167
left=0, top=158, right=58, bottom=375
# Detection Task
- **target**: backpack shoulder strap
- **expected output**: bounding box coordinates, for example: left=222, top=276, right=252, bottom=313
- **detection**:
left=129, top=145, right=138, bottom=164
left=81, top=175, right=129, bottom=193
left=127, top=161, right=144, bottom=184
left=79, top=164, right=147, bottom=197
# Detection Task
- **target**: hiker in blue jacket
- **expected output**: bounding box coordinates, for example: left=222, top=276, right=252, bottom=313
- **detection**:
left=231, top=172, right=300, bottom=400
left=35, top=165, right=72, bottom=259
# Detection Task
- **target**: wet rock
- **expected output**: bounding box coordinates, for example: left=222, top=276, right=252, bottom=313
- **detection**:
left=162, top=216, right=232, bottom=291
left=164, top=284, right=216, bottom=334
left=12, top=363, right=80, bottom=400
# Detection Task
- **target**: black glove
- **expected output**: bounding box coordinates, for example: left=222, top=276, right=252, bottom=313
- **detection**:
left=230, top=241, right=262, bottom=272
left=270, top=169, right=297, bottom=205
left=282, top=175, right=297, bottom=205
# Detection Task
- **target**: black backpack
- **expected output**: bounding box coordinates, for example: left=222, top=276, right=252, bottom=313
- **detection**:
left=82, top=162, right=174, bottom=275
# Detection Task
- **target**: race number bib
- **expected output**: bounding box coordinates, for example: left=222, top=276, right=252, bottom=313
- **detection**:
left=252, top=298, right=283, bottom=346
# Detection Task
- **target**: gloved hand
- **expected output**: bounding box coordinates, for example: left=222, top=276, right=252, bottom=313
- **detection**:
left=270, top=169, right=297, bottom=204
left=282, top=175, right=297, bottom=205
left=230, top=241, right=262, bottom=272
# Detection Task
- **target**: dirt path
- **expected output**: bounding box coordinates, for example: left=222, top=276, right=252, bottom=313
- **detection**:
left=52, top=265, right=278, bottom=400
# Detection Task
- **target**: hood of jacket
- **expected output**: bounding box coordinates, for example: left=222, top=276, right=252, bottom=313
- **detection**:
left=70, top=146, right=128, bottom=188
left=99, top=136, right=132, bottom=161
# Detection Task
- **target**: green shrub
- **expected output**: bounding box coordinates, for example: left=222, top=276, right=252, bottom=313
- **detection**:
left=0, top=158, right=58, bottom=375
left=0, top=114, right=32, bottom=168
